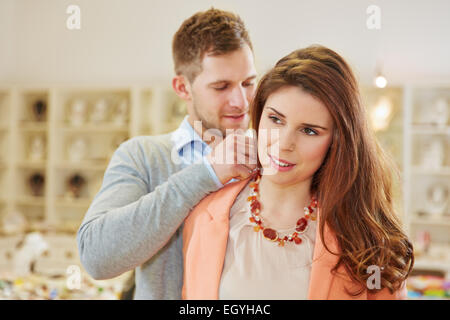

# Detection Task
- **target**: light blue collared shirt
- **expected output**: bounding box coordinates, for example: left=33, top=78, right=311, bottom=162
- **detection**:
left=170, top=116, right=224, bottom=188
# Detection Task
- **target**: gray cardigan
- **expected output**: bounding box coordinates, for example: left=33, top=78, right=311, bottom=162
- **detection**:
left=77, top=134, right=221, bottom=299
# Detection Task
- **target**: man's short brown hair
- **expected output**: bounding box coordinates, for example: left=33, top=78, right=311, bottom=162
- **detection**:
left=172, top=8, right=253, bottom=83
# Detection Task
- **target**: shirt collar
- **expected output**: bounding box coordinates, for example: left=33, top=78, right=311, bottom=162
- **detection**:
left=171, top=115, right=208, bottom=153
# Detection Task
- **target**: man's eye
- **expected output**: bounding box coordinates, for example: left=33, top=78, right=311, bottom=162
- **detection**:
left=213, top=85, right=228, bottom=91
left=269, top=115, right=282, bottom=124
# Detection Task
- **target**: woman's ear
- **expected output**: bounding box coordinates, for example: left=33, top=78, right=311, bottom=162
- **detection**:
left=172, top=75, right=192, bottom=101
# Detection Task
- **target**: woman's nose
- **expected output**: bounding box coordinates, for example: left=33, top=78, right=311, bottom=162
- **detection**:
left=279, top=129, right=296, bottom=152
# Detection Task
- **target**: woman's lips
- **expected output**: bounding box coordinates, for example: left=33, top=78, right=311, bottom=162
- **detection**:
left=268, top=154, right=296, bottom=172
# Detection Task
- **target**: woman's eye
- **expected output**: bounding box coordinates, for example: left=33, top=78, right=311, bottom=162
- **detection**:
left=269, top=115, right=282, bottom=124
left=303, top=128, right=318, bottom=136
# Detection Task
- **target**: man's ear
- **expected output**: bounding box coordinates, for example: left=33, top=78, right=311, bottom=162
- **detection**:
left=172, top=75, right=192, bottom=101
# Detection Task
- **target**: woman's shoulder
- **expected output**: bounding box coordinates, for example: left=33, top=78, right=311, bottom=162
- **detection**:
left=229, top=180, right=252, bottom=218
left=188, top=177, right=253, bottom=219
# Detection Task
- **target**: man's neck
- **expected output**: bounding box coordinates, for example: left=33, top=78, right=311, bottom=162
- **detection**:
left=187, top=115, right=225, bottom=145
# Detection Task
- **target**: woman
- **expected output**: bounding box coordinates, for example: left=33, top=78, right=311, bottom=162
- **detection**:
left=182, top=45, right=414, bottom=300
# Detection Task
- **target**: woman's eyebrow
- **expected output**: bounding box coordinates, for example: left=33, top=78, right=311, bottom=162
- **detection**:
left=267, top=107, right=328, bottom=130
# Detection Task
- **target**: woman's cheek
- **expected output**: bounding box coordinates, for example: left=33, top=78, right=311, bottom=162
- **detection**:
left=308, top=139, right=331, bottom=166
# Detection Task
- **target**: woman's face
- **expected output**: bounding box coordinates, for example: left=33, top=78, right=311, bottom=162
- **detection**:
left=258, top=86, right=334, bottom=187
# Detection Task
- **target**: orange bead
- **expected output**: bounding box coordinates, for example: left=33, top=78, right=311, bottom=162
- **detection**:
left=278, top=240, right=285, bottom=247
left=249, top=217, right=256, bottom=223
left=294, top=237, right=302, bottom=245
left=253, top=226, right=261, bottom=232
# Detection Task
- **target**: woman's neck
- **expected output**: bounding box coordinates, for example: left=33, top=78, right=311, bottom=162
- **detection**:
left=257, top=175, right=313, bottom=230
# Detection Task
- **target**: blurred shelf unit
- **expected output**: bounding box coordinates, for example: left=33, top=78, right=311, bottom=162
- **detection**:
left=403, top=85, right=450, bottom=277
left=0, top=86, right=186, bottom=234
left=360, top=87, right=405, bottom=226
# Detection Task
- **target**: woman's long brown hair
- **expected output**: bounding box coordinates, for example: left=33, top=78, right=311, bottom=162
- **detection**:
left=251, top=45, right=414, bottom=295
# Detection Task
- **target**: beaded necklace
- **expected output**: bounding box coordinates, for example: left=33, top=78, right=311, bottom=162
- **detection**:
left=247, top=171, right=318, bottom=247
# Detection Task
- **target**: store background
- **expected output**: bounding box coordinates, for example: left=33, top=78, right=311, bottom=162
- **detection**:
left=0, top=0, right=449, bottom=299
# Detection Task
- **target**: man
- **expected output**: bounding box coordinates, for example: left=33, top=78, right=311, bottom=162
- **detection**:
left=77, top=8, right=257, bottom=299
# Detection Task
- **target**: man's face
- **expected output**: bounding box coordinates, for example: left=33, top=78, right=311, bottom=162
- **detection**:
left=187, top=44, right=257, bottom=137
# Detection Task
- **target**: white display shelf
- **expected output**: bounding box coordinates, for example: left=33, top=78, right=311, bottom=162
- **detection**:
left=54, top=198, right=92, bottom=208
left=413, top=259, right=450, bottom=275
left=60, top=125, right=129, bottom=133
left=403, top=85, right=450, bottom=275
left=411, top=125, right=450, bottom=135
left=54, top=161, right=108, bottom=171
left=410, top=217, right=450, bottom=227
left=0, top=85, right=186, bottom=234
left=15, top=196, right=46, bottom=207
left=17, top=161, right=47, bottom=169
left=19, top=122, right=48, bottom=131
left=411, top=166, right=450, bottom=176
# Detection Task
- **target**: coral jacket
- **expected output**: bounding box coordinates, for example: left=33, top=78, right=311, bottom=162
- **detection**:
left=182, top=177, right=407, bottom=300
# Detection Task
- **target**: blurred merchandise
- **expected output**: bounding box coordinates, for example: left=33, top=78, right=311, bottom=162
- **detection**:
left=429, top=97, right=448, bottom=127
left=0, top=232, right=131, bottom=300
left=67, top=137, right=87, bottom=162
left=28, top=173, right=45, bottom=197
left=1, top=211, right=28, bottom=235
left=69, top=99, right=87, bottom=126
left=425, top=182, right=449, bottom=217
left=66, top=174, right=86, bottom=199
left=0, top=272, right=123, bottom=300
left=28, top=135, right=46, bottom=162
left=13, top=232, right=49, bottom=277
left=407, top=275, right=450, bottom=299
left=113, top=98, right=128, bottom=126
left=421, top=139, right=445, bottom=170
left=90, top=98, right=109, bottom=124
left=415, top=230, right=431, bottom=255
left=32, top=99, right=46, bottom=122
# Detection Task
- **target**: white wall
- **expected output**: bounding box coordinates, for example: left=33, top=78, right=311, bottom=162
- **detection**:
left=1, top=0, right=450, bottom=86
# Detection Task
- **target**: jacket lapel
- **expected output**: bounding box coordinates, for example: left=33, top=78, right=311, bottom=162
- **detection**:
left=182, top=178, right=251, bottom=299
left=206, top=178, right=252, bottom=221
left=307, top=209, right=339, bottom=299
left=307, top=211, right=367, bottom=299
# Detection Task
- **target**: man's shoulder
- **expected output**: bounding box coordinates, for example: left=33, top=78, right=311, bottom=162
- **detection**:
left=120, top=133, right=174, bottom=154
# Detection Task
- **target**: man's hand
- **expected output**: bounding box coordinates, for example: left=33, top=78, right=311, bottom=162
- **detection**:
left=207, top=132, right=258, bottom=185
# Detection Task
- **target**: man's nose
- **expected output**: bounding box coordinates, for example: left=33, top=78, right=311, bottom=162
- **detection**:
left=228, top=85, right=248, bottom=110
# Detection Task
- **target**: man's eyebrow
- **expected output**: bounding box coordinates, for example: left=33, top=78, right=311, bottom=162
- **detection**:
left=208, top=75, right=257, bottom=86
left=267, top=107, right=328, bottom=130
